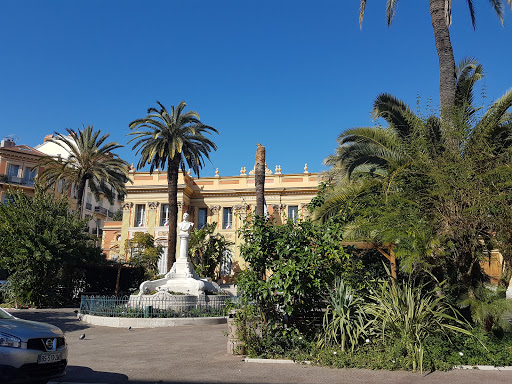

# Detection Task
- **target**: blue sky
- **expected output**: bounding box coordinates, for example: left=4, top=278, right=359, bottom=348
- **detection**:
left=1, top=1, right=511, bottom=177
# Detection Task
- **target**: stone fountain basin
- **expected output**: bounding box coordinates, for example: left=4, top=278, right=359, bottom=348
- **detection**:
left=128, top=291, right=230, bottom=311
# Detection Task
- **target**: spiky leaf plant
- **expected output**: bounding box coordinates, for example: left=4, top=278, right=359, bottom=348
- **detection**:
left=318, top=277, right=369, bottom=352
left=366, top=275, right=472, bottom=373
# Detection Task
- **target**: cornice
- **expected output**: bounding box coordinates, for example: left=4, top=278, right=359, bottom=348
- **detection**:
left=0, top=151, right=42, bottom=163
left=190, top=186, right=318, bottom=199
left=125, top=185, right=317, bottom=199
left=126, top=184, right=188, bottom=194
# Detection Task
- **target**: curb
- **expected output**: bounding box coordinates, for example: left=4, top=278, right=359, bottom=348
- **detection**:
left=244, top=358, right=311, bottom=365
left=243, top=359, right=512, bottom=371
left=454, top=365, right=512, bottom=371
left=244, top=358, right=296, bottom=364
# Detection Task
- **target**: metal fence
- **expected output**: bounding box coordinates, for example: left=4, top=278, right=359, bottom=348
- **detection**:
left=80, top=294, right=231, bottom=318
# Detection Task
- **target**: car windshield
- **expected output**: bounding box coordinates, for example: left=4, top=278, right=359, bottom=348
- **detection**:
left=0, top=307, right=13, bottom=319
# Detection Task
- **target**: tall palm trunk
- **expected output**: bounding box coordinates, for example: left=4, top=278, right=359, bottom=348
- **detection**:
left=429, top=0, right=458, bottom=152
left=167, top=157, right=180, bottom=272
left=76, top=177, right=88, bottom=219
left=255, top=144, right=266, bottom=216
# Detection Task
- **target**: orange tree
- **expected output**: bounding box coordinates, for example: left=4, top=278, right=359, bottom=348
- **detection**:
left=236, top=215, right=363, bottom=339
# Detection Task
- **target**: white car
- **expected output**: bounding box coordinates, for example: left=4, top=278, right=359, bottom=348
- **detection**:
left=0, top=307, right=67, bottom=383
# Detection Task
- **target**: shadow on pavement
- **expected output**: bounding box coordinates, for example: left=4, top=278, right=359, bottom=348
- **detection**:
left=7, top=309, right=90, bottom=333
left=127, top=382, right=274, bottom=384
left=52, top=366, right=128, bottom=383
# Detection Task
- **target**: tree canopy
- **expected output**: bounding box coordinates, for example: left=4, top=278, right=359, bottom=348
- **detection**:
left=38, top=125, right=130, bottom=217
left=314, top=60, right=512, bottom=293
left=189, top=222, right=233, bottom=280
left=124, top=232, right=163, bottom=279
left=0, top=187, right=104, bottom=307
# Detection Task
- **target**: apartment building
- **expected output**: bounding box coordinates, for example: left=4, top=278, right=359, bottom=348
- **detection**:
left=0, top=137, right=43, bottom=202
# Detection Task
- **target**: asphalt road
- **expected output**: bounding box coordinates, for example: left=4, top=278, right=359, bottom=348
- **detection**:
left=8, top=308, right=512, bottom=384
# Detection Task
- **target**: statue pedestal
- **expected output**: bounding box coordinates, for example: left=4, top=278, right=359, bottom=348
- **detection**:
left=166, top=233, right=199, bottom=279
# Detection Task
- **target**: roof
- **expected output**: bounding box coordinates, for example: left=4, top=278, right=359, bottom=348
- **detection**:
left=1, top=144, right=46, bottom=157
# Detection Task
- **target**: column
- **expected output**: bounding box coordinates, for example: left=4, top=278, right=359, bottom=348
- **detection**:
left=119, top=202, right=133, bottom=257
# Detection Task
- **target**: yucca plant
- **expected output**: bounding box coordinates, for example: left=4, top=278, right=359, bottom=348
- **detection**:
left=318, top=277, right=369, bottom=352
left=366, top=277, right=471, bottom=373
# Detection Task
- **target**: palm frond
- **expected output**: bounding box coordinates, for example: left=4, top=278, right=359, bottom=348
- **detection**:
left=37, top=125, right=129, bottom=210
left=359, top=0, right=367, bottom=28
left=386, top=0, right=399, bottom=26
left=312, top=180, right=374, bottom=224
left=488, top=0, right=504, bottom=25
left=372, top=93, right=423, bottom=141
left=466, top=0, right=476, bottom=29
left=473, top=88, right=512, bottom=143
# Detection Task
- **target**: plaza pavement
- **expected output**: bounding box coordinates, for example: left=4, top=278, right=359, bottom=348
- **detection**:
left=7, top=308, right=512, bottom=384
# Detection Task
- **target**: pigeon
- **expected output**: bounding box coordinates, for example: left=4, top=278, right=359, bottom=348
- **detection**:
left=79, top=333, right=85, bottom=340
left=128, top=326, right=132, bottom=330
left=73, top=310, right=78, bottom=314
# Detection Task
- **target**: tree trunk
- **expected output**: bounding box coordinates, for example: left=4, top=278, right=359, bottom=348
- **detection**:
left=429, top=0, right=458, bottom=151
left=76, top=177, right=88, bottom=219
left=255, top=144, right=266, bottom=216
left=499, top=260, right=512, bottom=290
left=115, top=263, right=122, bottom=295
left=167, top=157, right=180, bottom=272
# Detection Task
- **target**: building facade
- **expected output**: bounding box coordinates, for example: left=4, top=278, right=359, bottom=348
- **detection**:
left=102, top=164, right=321, bottom=280
left=0, top=138, right=43, bottom=202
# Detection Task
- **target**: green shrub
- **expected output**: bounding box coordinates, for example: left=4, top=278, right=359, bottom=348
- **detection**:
left=424, top=329, right=512, bottom=368
left=237, top=215, right=358, bottom=337
left=0, top=188, right=107, bottom=307
left=230, top=294, right=312, bottom=359
left=305, top=339, right=406, bottom=370
left=304, top=330, right=512, bottom=371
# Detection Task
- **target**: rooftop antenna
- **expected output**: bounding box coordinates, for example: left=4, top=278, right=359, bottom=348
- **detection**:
left=4, top=134, right=20, bottom=142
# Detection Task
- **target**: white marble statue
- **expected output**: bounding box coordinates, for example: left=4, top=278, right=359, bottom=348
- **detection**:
left=178, top=212, right=194, bottom=235
left=176, top=212, right=193, bottom=261
left=137, top=211, right=219, bottom=296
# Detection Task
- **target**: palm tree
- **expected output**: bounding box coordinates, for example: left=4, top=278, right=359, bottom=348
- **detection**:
left=314, top=60, right=512, bottom=289
left=359, top=0, right=511, bottom=132
left=128, top=101, right=218, bottom=272
left=38, top=125, right=130, bottom=218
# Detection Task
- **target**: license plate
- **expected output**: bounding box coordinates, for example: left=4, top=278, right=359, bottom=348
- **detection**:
left=38, top=353, right=61, bottom=364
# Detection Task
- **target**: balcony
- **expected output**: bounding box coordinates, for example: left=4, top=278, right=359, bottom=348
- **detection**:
left=128, top=227, right=148, bottom=239
left=94, top=206, right=108, bottom=215
left=0, top=174, right=35, bottom=187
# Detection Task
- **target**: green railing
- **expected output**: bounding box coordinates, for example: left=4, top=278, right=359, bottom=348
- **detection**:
left=80, top=295, right=231, bottom=318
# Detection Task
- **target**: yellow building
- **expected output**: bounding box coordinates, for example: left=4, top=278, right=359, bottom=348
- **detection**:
left=0, top=138, right=42, bottom=202
left=102, top=164, right=322, bottom=280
